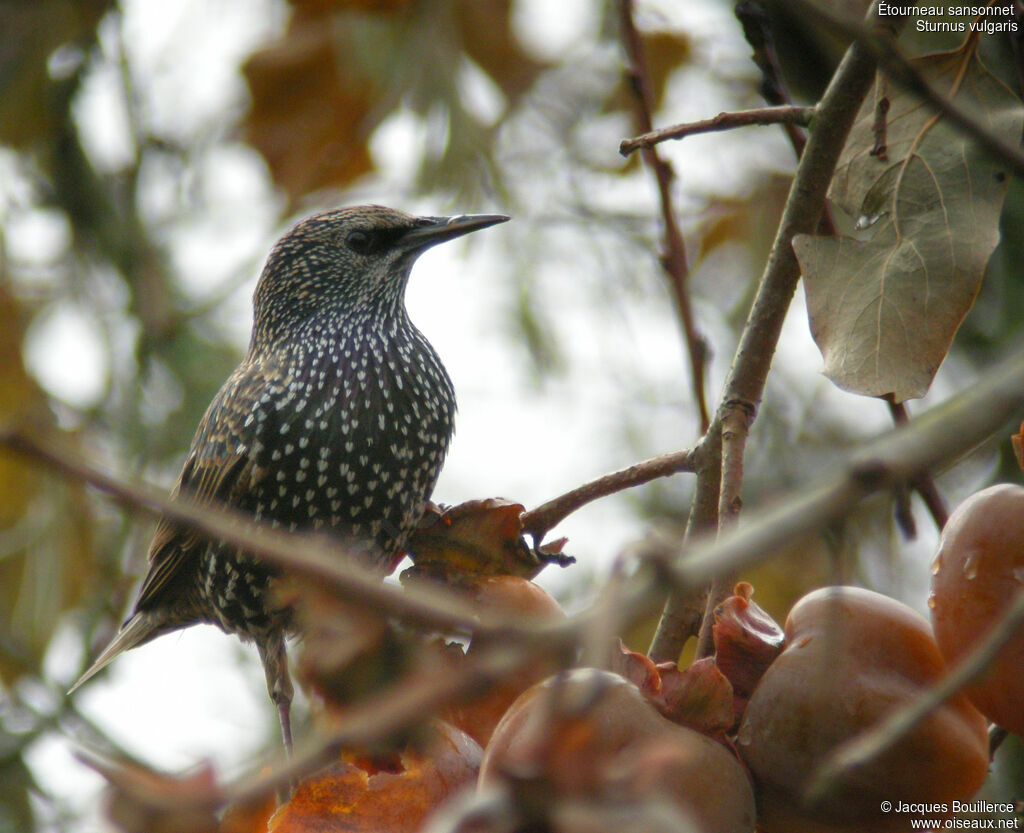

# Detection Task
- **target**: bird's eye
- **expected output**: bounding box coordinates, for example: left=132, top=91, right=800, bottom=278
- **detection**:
left=345, top=230, right=373, bottom=254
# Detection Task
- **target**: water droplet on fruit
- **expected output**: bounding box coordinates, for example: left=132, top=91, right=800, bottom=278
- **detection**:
left=737, top=721, right=752, bottom=746
left=927, top=592, right=937, bottom=610
left=962, top=554, right=979, bottom=580
left=930, top=555, right=942, bottom=575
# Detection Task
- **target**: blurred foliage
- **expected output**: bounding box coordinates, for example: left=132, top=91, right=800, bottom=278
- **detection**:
left=242, top=0, right=690, bottom=204
left=0, top=285, right=100, bottom=684
left=1, top=0, right=1024, bottom=829
left=0, top=0, right=113, bottom=149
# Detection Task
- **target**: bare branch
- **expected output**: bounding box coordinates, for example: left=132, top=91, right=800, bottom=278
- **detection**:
left=734, top=0, right=810, bottom=157
left=618, top=0, right=711, bottom=432
left=648, top=430, right=721, bottom=662
left=620, top=106, right=815, bottom=156
left=648, top=14, right=884, bottom=660
left=521, top=448, right=697, bottom=543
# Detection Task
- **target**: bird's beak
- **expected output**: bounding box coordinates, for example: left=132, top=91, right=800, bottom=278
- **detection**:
left=401, top=213, right=510, bottom=251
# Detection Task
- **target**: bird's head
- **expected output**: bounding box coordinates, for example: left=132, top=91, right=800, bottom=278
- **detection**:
left=250, top=205, right=508, bottom=350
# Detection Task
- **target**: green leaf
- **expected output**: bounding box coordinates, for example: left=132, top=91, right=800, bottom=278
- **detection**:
left=794, top=40, right=1024, bottom=402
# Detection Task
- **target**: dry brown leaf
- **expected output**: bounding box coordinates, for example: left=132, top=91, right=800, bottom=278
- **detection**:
left=609, top=641, right=661, bottom=698
left=651, top=659, right=734, bottom=737
left=406, top=499, right=559, bottom=580
left=1011, top=419, right=1024, bottom=471
left=244, top=0, right=547, bottom=203
left=242, top=15, right=375, bottom=202
left=452, top=0, right=548, bottom=102
left=608, top=29, right=692, bottom=115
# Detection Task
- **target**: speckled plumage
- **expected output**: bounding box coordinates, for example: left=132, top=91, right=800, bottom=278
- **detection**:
left=71, top=205, right=509, bottom=751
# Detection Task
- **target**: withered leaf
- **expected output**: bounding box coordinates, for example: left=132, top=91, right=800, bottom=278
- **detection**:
left=610, top=640, right=661, bottom=697
left=406, top=498, right=566, bottom=581
left=242, top=14, right=375, bottom=202
left=244, top=0, right=546, bottom=203
left=1012, top=420, right=1024, bottom=471
left=650, top=659, right=734, bottom=737
left=795, top=40, right=1024, bottom=401
left=452, top=0, right=548, bottom=102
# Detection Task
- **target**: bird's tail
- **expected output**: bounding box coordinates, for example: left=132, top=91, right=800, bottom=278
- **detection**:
left=67, top=611, right=164, bottom=694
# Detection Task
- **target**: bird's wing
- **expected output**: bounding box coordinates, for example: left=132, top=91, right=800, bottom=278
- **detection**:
left=133, top=359, right=278, bottom=612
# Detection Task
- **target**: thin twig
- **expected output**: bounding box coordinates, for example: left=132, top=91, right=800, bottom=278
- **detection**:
left=807, top=588, right=1024, bottom=804
left=620, top=106, right=815, bottom=156
left=886, top=399, right=949, bottom=530
left=521, top=448, right=697, bottom=542
left=734, top=0, right=810, bottom=157
left=618, top=0, right=711, bottom=432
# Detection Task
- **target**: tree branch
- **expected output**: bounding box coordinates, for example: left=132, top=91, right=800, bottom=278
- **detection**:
left=734, top=0, right=810, bottom=157
left=693, top=402, right=751, bottom=659
left=618, top=0, right=711, bottom=432
left=648, top=429, right=721, bottom=662
left=0, top=428, right=496, bottom=639
left=655, top=348, right=1024, bottom=594
left=619, top=106, right=815, bottom=156
left=520, top=448, right=697, bottom=543
left=648, top=12, right=884, bottom=661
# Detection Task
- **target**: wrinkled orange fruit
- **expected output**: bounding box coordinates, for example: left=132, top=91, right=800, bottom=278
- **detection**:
left=738, top=586, right=988, bottom=833
left=931, top=483, right=1024, bottom=737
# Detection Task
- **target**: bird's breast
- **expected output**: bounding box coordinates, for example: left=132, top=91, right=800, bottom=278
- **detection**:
left=248, top=330, right=455, bottom=561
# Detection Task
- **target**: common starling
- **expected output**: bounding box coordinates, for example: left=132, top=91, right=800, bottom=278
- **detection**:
left=70, top=205, right=509, bottom=751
